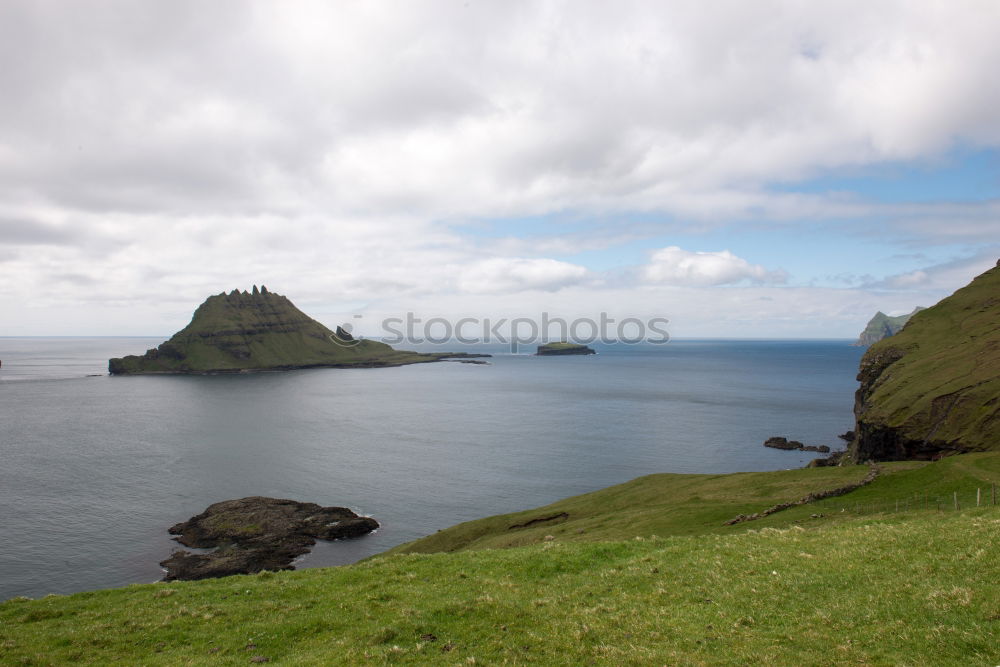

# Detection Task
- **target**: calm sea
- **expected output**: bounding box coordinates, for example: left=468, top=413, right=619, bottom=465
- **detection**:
left=0, top=337, right=863, bottom=600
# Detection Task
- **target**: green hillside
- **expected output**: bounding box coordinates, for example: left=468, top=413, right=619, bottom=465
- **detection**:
left=389, top=452, right=1000, bottom=555
left=108, top=288, right=438, bottom=374
left=4, top=454, right=999, bottom=665
left=850, top=261, right=1000, bottom=460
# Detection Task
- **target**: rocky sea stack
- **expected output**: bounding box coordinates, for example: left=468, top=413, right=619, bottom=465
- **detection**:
left=109, top=287, right=478, bottom=374
left=160, top=497, right=378, bottom=581
left=536, top=342, right=596, bottom=356
left=849, top=261, right=1000, bottom=461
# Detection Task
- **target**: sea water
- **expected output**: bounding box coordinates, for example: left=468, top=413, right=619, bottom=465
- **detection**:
left=0, top=337, right=863, bottom=600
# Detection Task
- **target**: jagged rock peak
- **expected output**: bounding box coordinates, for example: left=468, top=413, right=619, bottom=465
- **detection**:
left=252, top=285, right=260, bottom=295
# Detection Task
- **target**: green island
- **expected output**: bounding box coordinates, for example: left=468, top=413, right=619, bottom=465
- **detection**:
left=108, top=287, right=485, bottom=374
left=536, top=341, right=596, bottom=356
left=4, top=263, right=999, bottom=665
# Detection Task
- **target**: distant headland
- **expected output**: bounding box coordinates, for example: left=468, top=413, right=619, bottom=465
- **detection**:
left=853, top=307, right=924, bottom=347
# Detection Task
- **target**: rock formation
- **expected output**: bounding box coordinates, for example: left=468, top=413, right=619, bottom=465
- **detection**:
left=762, top=437, right=830, bottom=453
left=160, top=497, right=378, bottom=581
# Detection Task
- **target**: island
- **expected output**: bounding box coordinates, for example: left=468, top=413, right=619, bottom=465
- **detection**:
left=108, top=286, right=489, bottom=374
left=535, top=341, right=596, bottom=356
left=160, top=497, right=378, bottom=581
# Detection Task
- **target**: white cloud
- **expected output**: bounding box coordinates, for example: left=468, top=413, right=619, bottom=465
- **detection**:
left=0, top=1, right=998, bottom=334
left=871, top=252, right=999, bottom=291
left=456, top=257, right=588, bottom=294
left=642, top=247, right=787, bottom=286
left=3, top=1, right=1000, bottom=223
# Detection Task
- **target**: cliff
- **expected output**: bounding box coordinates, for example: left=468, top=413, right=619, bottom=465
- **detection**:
left=854, top=307, right=924, bottom=346
left=849, top=261, right=1000, bottom=461
left=109, top=287, right=442, bottom=374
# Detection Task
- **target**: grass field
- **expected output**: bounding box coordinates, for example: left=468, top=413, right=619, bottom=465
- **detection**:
left=3, top=454, right=999, bottom=665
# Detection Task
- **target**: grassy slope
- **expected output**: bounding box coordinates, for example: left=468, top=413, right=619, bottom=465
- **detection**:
left=389, top=453, right=1000, bottom=555
left=854, top=263, right=1000, bottom=452
left=387, top=465, right=874, bottom=554
left=2, top=510, right=998, bottom=665
left=110, top=292, right=435, bottom=373
left=3, top=454, right=1000, bottom=665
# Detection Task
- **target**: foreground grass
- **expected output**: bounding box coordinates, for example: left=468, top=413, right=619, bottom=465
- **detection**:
left=5, top=455, right=999, bottom=665
left=3, top=508, right=1000, bottom=665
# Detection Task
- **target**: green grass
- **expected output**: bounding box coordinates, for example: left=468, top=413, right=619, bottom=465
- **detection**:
left=386, top=465, right=874, bottom=555
left=388, top=453, right=1000, bottom=556
left=4, top=454, right=1000, bottom=665
left=3, top=509, right=999, bottom=665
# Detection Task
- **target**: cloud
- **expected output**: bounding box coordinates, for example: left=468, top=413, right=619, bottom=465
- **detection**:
left=456, top=257, right=588, bottom=294
left=642, top=246, right=787, bottom=286
left=2, top=1, right=1000, bottom=223
left=0, top=1, right=998, bottom=334
left=868, top=251, right=999, bottom=291
left=0, top=217, right=80, bottom=246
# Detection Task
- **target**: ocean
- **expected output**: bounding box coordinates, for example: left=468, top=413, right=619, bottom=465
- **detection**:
left=0, top=337, right=864, bottom=600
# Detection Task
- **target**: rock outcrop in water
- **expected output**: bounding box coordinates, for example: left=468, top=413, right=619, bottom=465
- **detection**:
left=854, top=308, right=924, bottom=347
left=536, top=342, right=596, bottom=356
left=763, top=437, right=830, bottom=453
left=109, top=287, right=486, bottom=374
left=848, top=260, right=1000, bottom=461
left=160, top=497, right=378, bottom=581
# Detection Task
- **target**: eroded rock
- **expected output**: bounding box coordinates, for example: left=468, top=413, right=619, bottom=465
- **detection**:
left=160, top=496, right=378, bottom=581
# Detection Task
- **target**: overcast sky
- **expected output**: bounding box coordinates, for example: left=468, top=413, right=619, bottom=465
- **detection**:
left=2, top=1, right=999, bottom=338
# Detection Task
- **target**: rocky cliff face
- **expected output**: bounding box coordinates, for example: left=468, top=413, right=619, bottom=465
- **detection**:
left=109, top=287, right=434, bottom=374
left=849, top=261, right=1000, bottom=461
left=854, top=307, right=924, bottom=346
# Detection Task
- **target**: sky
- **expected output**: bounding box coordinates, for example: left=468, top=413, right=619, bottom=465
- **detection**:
left=1, top=1, right=999, bottom=339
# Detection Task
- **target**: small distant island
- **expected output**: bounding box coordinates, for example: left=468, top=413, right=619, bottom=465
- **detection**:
left=536, top=341, right=596, bottom=356
left=108, top=286, right=489, bottom=375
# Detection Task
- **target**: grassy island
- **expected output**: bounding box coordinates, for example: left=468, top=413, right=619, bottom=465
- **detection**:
left=536, top=341, right=596, bottom=356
